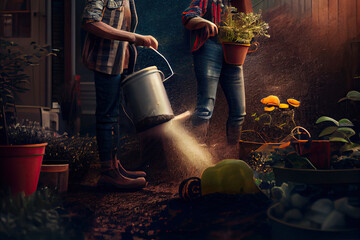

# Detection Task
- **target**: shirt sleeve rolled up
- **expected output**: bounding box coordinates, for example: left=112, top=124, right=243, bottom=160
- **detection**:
left=182, top=0, right=204, bottom=25
left=82, top=0, right=106, bottom=25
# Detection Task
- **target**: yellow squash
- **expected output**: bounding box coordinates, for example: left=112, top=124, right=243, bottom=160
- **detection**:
left=201, top=159, right=260, bottom=195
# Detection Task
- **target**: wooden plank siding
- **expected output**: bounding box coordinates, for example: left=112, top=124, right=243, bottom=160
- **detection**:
left=253, top=0, right=359, bottom=41
left=254, top=0, right=360, bottom=88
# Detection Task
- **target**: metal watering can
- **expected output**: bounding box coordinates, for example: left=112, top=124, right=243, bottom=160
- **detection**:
left=121, top=45, right=175, bottom=132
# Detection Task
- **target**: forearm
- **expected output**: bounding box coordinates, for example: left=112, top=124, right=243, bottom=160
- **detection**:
left=82, top=21, right=136, bottom=43
left=184, top=17, right=213, bottom=31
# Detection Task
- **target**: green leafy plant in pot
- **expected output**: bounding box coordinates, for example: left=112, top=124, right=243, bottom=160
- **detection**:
left=316, top=116, right=360, bottom=169
left=0, top=40, right=55, bottom=195
left=218, top=7, right=270, bottom=65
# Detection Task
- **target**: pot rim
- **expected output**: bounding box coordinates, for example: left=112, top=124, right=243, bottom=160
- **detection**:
left=0, top=143, right=48, bottom=148
left=121, top=66, right=159, bottom=85
left=222, top=42, right=251, bottom=47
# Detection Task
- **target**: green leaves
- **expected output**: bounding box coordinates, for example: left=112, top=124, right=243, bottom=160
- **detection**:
left=318, top=126, right=337, bottom=137
left=315, top=116, right=339, bottom=126
left=218, top=9, right=270, bottom=44
left=316, top=116, right=356, bottom=144
left=337, top=127, right=356, bottom=138
left=0, top=188, right=65, bottom=239
left=0, top=40, right=55, bottom=143
left=316, top=116, right=353, bottom=127
left=338, top=90, right=360, bottom=102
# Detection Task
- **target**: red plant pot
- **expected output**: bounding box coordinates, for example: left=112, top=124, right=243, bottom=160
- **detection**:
left=0, top=143, right=47, bottom=195
left=292, top=140, right=330, bottom=169
left=222, top=42, right=250, bottom=65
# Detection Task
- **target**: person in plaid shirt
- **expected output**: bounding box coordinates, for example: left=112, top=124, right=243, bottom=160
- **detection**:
left=81, top=0, right=158, bottom=190
left=182, top=0, right=253, bottom=145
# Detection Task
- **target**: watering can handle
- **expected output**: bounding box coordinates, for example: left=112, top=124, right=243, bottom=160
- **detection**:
left=148, top=47, right=174, bottom=82
left=127, top=44, right=174, bottom=82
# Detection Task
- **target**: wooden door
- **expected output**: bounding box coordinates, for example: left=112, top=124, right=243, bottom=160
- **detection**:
left=0, top=0, right=49, bottom=107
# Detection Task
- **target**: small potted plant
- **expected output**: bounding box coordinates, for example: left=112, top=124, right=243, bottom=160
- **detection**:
left=315, top=116, right=359, bottom=169
left=0, top=40, right=55, bottom=195
left=239, top=95, right=302, bottom=161
left=218, top=7, right=270, bottom=65
left=39, top=133, right=98, bottom=192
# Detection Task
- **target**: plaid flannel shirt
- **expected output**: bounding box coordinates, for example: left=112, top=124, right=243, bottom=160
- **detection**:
left=182, top=0, right=223, bottom=52
left=82, top=0, right=138, bottom=75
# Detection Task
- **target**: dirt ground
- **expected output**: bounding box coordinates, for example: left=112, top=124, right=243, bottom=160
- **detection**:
left=64, top=175, right=271, bottom=240
left=63, top=129, right=272, bottom=240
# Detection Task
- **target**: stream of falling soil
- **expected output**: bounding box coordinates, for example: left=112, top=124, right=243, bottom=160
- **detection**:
left=140, top=118, right=214, bottom=180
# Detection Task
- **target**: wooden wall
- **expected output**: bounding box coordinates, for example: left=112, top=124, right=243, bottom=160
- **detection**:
left=254, top=0, right=359, bottom=40
left=253, top=0, right=360, bottom=89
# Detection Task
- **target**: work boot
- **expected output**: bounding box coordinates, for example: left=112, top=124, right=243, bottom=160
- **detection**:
left=98, top=160, right=146, bottom=190
left=114, top=156, right=147, bottom=179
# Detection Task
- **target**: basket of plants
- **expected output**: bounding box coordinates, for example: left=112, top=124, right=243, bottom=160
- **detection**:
left=267, top=183, right=360, bottom=240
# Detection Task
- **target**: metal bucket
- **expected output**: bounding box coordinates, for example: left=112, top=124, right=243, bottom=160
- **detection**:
left=121, top=47, right=174, bottom=132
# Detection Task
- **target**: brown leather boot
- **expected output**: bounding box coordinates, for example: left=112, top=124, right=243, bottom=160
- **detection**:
left=114, top=156, right=146, bottom=179
left=98, top=160, right=146, bottom=190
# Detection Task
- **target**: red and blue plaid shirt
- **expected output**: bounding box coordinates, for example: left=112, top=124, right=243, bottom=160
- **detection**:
left=182, top=0, right=223, bottom=52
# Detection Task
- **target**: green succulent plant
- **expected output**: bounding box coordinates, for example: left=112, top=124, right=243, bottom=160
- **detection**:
left=218, top=8, right=270, bottom=44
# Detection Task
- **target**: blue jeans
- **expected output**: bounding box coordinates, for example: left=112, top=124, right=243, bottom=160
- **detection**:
left=193, top=37, right=246, bottom=128
left=94, top=71, right=135, bottom=162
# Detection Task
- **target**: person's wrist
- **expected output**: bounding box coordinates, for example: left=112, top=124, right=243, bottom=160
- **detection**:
left=128, top=33, right=136, bottom=44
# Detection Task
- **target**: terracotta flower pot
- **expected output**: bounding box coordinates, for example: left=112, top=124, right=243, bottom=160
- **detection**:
left=38, top=163, right=69, bottom=193
left=222, top=42, right=259, bottom=65
left=222, top=42, right=250, bottom=65
left=0, top=143, right=47, bottom=195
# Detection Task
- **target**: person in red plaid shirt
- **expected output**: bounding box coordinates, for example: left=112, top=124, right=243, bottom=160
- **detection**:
left=182, top=0, right=253, bottom=145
